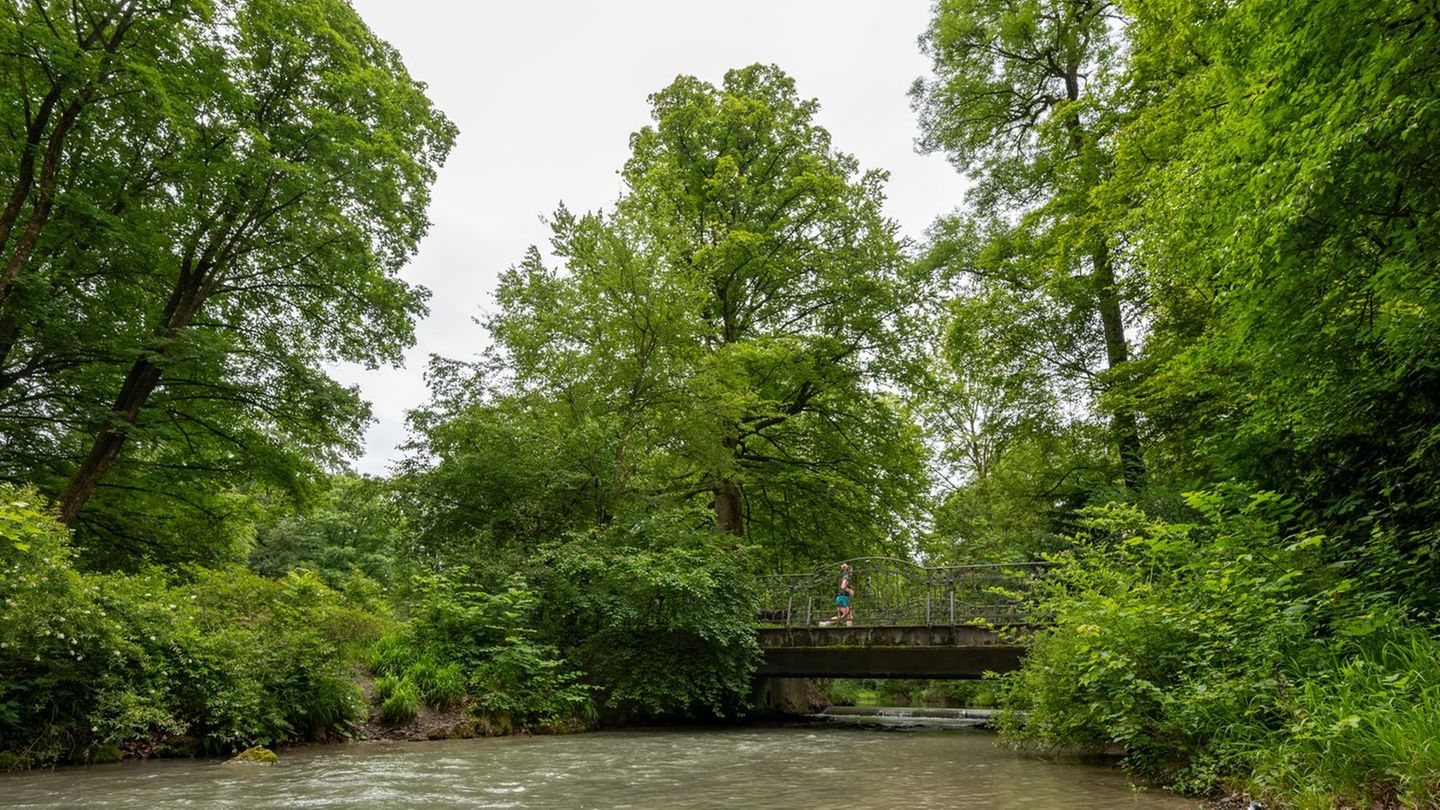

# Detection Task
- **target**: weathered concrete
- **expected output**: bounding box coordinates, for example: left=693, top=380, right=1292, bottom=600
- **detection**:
left=751, top=676, right=826, bottom=716
left=755, top=624, right=1028, bottom=679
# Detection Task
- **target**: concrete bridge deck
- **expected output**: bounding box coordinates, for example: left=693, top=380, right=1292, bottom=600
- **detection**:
left=756, top=624, right=1028, bottom=679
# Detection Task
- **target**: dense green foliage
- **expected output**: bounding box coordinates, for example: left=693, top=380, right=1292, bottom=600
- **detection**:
left=527, top=527, right=760, bottom=720
left=913, top=0, right=1440, bottom=803
left=1003, top=493, right=1439, bottom=804
left=368, top=575, right=592, bottom=731
left=2, top=0, right=1438, bottom=801
left=249, top=474, right=415, bottom=596
left=0, top=486, right=377, bottom=766
left=0, top=0, right=454, bottom=563
left=1116, top=0, right=1440, bottom=610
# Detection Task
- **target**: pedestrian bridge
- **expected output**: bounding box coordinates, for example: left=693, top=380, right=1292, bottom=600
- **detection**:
left=753, top=559, right=1042, bottom=680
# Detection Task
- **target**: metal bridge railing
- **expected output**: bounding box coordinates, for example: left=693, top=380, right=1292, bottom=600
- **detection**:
left=756, top=558, right=1045, bottom=628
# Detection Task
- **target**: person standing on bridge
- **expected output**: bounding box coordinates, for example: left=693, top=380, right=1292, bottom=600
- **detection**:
left=821, top=563, right=854, bottom=627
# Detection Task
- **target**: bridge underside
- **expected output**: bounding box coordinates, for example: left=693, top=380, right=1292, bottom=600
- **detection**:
left=756, top=625, right=1027, bottom=680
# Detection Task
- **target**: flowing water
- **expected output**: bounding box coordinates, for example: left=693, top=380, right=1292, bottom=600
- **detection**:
left=1, top=724, right=1201, bottom=808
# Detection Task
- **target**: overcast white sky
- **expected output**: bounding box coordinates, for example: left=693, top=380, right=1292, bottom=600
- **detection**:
left=333, top=1, right=968, bottom=474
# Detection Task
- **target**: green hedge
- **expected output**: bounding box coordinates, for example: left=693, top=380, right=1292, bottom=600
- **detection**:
left=0, top=486, right=379, bottom=766
left=1000, top=490, right=1440, bottom=805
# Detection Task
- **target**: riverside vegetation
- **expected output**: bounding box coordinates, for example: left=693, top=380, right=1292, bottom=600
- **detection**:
left=2, top=0, right=1439, bottom=807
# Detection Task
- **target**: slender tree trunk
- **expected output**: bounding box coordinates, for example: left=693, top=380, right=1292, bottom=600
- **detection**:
left=58, top=266, right=207, bottom=524
left=0, top=4, right=137, bottom=300
left=0, top=93, right=90, bottom=300
left=0, top=85, right=64, bottom=263
left=58, top=356, right=164, bottom=524
left=1093, top=241, right=1145, bottom=489
left=0, top=314, right=18, bottom=382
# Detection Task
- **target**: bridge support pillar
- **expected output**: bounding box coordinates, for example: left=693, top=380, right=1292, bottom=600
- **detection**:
left=751, top=676, right=825, bottom=717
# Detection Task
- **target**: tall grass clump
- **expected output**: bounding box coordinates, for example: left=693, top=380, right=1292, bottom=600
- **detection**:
left=373, top=674, right=401, bottom=703
left=1251, top=623, right=1440, bottom=808
left=415, top=661, right=466, bottom=711
left=380, top=678, right=420, bottom=724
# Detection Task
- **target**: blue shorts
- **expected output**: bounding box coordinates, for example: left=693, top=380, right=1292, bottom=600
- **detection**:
left=835, top=594, right=851, bottom=608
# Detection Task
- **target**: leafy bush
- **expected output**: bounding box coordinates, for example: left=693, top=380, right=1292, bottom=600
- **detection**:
left=421, top=576, right=591, bottom=725
left=365, top=572, right=593, bottom=728
left=1001, top=492, right=1325, bottom=789
left=380, top=678, right=420, bottom=724
left=531, top=524, right=761, bottom=721
left=1001, top=489, right=1440, bottom=805
left=0, top=486, right=379, bottom=765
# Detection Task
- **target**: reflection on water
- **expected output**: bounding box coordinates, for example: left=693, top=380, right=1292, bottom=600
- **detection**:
left=1, top=725, right=1201, bottom=809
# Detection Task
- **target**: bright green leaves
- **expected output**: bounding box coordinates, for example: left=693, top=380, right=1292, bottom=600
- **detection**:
left=415, top=64, right=923, bottom=566
left=912, top=0, right=1123, bottom=209
left=0, top=0, right=455, bottom=562
left=1111, top=0, right=1440, bottom=603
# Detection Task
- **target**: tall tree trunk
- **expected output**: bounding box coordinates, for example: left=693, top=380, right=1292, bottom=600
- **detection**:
left=58, top=265, right=207, bottom=524
left=714, top=437, right=745, bottom=537
left=1093, top=241, right=1145, bottom=489
left=57, top=356, right=164, bottom=524
left=714, top=476, right=745, bottom=538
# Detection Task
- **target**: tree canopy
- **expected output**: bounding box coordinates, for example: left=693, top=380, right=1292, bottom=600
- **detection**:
left=408, top=65, right=928, bottom=570
left=0, top=0, right=455, bottom=566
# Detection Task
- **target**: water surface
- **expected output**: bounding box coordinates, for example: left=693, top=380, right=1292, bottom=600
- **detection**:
left=2, top=725, right=1200, bottom=808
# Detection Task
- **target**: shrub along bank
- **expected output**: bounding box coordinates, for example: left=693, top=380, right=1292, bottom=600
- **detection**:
left=999, top=491, right=1440, bottom=808
left=0, top=487, right=761, bottom=768
left=1, top=487, right=378, bottom=766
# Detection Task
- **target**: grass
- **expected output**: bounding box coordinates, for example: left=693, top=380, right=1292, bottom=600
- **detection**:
left=1250, top=626, right=1440, bottom=808
left=380, top=678, right=421, bottom=724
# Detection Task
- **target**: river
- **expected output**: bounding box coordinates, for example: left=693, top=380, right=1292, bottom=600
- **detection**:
left=2, top=724, right=1201, bottom=808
